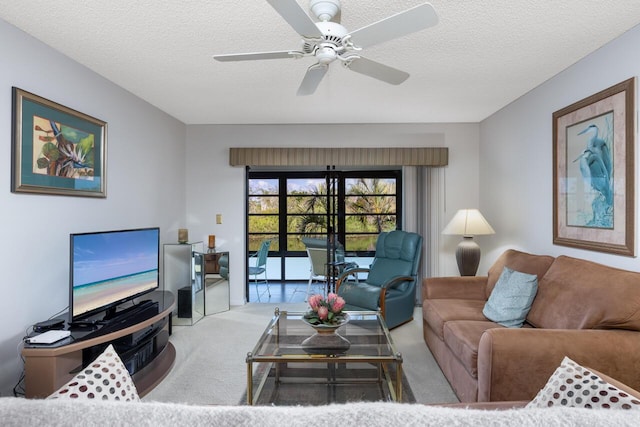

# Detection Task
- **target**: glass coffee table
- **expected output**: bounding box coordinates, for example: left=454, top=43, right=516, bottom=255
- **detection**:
left=246, top=309, right=403, bottom=405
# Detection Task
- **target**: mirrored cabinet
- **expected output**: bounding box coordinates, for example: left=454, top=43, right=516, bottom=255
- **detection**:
left=164, top=242, right=205, bottom=326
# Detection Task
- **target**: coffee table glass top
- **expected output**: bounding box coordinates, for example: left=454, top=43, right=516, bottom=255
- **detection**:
left=249, top=309, right=401, bottom=360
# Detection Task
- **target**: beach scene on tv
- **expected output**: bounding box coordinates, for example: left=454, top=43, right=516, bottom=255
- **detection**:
left=72, top=229, right=159, bottom=317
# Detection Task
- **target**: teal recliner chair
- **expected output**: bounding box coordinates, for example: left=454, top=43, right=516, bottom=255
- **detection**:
left=336, top=230, right=422, bottom=329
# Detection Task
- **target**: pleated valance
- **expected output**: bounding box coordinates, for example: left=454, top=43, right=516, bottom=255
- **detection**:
left=229, top=147, right=448, bottom=167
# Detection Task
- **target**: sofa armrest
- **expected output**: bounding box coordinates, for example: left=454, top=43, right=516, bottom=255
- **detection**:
left=422, top=276, right=488, bottom=300
left=477, top=328, right=640, bottom=402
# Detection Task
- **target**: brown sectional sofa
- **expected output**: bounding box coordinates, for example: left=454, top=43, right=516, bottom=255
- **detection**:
left=422, top=249, right=640, bottom=402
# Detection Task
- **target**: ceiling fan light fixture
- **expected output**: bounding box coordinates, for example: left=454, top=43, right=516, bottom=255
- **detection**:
left=310, top=0, right=340, bottom=22
left=316, top=46, right=337, bottom=64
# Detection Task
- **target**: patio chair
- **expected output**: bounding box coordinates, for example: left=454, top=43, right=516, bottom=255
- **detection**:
left=248, top=240, right=271, bottom=301
left=305, top=247, right=330, bottom=299
left=302, top=237, right=358, bottom=295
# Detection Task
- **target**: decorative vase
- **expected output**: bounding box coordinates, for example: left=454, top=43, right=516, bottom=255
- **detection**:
left=178, top=228, right=189, bottom=244
left=301, top=314, right=351, bottom=354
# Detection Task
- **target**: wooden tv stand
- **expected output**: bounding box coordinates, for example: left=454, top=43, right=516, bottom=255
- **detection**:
left=22, top=290, right=176, bottom=398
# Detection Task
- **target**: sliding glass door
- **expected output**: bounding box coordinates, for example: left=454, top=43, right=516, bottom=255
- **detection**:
left=246, top=169, right=401, bottom=299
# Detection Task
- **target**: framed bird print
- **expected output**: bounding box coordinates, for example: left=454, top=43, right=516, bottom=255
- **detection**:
left=553, top=78, right=635, bottom=256
left=11, top=87, right=107, bottom=198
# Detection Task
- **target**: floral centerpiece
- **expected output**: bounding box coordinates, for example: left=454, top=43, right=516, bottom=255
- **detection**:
left=303, top=293, right=347, bottom=326
left=301, top=293, right=350, bottom=353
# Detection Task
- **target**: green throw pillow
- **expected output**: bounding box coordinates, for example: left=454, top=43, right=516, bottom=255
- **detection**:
left=483, top=266, right=538, bottom=328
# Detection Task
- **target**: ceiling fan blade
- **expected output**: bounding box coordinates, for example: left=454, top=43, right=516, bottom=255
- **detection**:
left=213, top=50, right=303, bottom=62
left=347, top=3, right=438, bottom=49
left=267, top=0, right=323, bottom=38
left=297, top=64, right=328, bottom=96
left=345, top=57, right=409, bottom=85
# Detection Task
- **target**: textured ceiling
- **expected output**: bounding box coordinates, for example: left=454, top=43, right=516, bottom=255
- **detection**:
left=1, top=1, right=640, bottom=124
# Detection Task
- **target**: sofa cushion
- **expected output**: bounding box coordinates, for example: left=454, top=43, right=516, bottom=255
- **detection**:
left=526, top=356, right=640, bottom=409
left=423, top=299, right=487, bottom=340
left=443, top=320, right=503, bottom=378
left=483, top=267, right=538, bottom=328
left=3, top=398, right=640, bottom=426
left=47, top=344, right=139, bottom=401
left=486, top=250, right=554, bottom=298
left=527, top=256, right=640, bottom=330
left=339, top=282, right=381, bottom=310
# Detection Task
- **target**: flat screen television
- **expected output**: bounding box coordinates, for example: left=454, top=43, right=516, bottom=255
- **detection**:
left=70, top=227, right=160, bottom=322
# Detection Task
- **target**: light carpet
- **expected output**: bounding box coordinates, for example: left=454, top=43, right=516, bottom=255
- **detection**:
left=144, top=304, right=459, bottom=405
left=237, top=364, right=416, bottom=405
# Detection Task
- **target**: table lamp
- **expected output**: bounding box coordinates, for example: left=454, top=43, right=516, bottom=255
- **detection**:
left=442, top=209, right=495, bottom=276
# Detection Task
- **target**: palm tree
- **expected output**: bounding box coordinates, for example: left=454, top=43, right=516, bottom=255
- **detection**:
left=295, top=181, right=329, bottom=234
left=347, top=178, right=396, bottom=233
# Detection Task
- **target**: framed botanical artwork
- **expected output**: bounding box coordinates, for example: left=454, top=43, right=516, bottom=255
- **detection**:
left=11, top=87, right=107, bottom=197
left=553, top=78, right=635, bottom=256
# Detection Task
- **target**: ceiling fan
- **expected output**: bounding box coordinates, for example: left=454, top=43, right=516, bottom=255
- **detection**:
left=213, top=0, right=438, bottom=95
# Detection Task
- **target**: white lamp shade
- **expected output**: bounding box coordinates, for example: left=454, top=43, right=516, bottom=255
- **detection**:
left=442, top=209, right=495, bottom=237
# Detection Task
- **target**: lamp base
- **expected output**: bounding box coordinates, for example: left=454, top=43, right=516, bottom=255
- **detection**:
left=455, top=237, right=481, bottom=276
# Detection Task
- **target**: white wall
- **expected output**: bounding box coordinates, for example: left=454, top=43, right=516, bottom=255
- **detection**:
left=0, top=20, right=187, bottom=395
left=480, top=24, right=640, bottom=272
left=185, top=123, right=480, bottom=306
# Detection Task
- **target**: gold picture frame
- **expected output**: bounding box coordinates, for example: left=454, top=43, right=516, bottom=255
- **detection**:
left=11, top=87, right=107, bottom=197
left=553, top=78, right=635, bottom=256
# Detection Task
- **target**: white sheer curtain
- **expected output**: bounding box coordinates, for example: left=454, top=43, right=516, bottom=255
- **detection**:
left=403, top=166, right=446, bottom=304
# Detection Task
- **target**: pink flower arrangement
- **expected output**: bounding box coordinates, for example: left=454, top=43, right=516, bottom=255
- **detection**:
left=304, top=293, right=347, bottom=325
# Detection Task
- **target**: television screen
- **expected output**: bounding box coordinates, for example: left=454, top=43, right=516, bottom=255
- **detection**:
left=70, top=227, right=160, bottom=321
